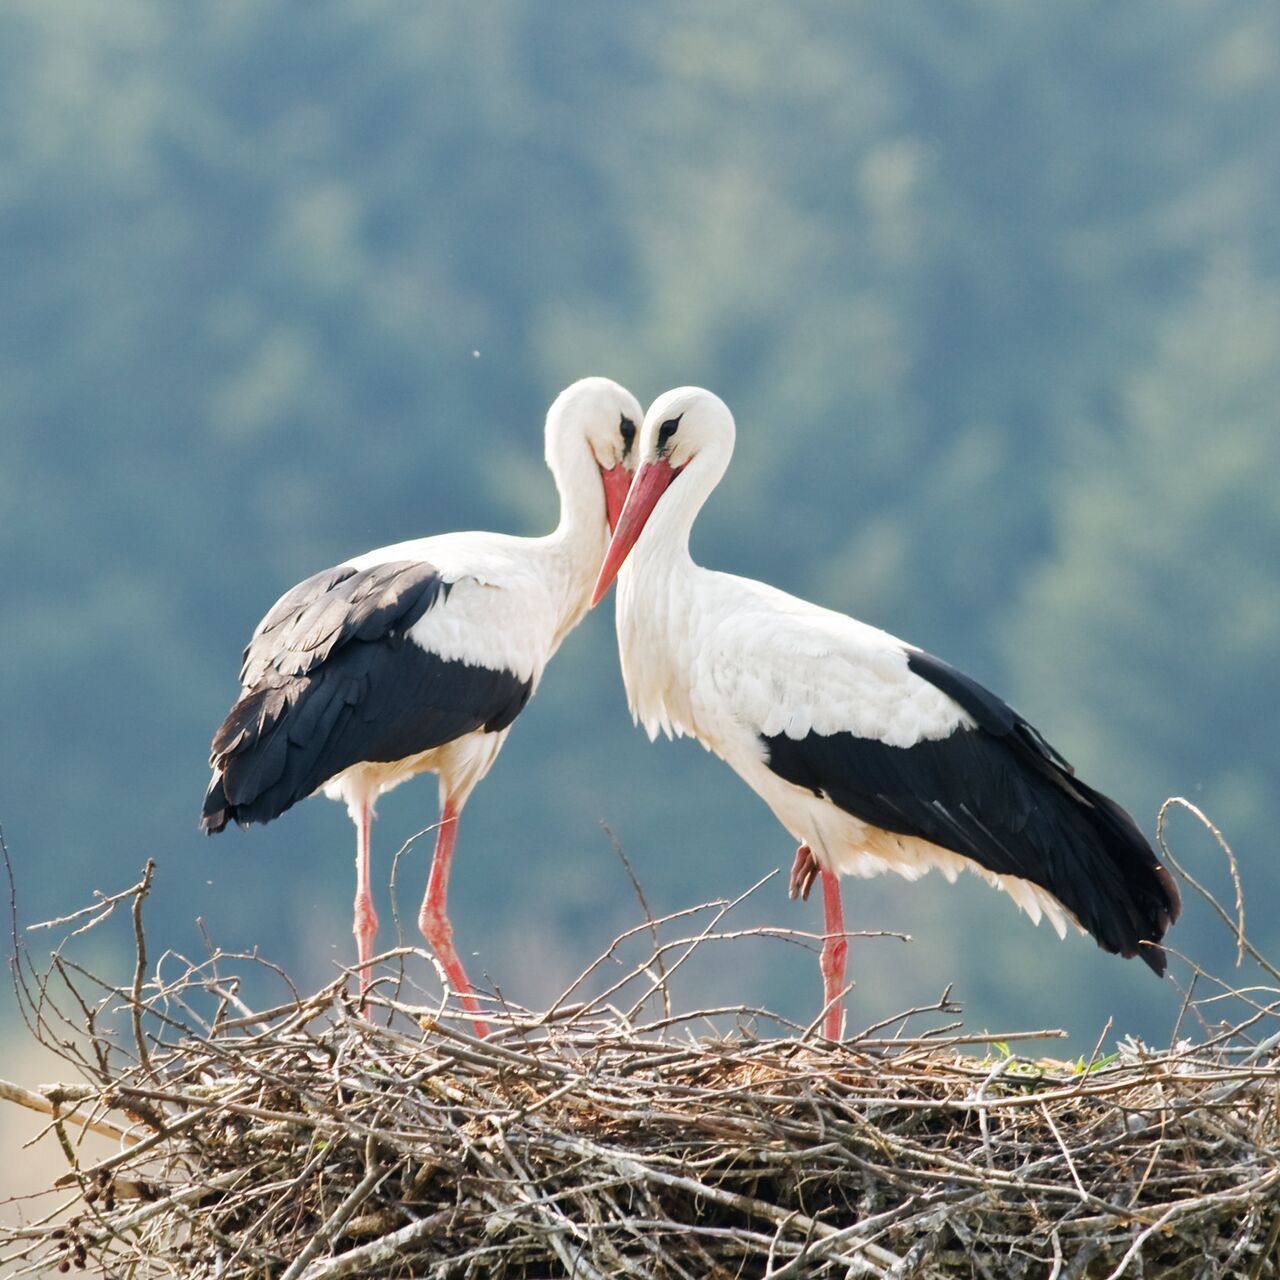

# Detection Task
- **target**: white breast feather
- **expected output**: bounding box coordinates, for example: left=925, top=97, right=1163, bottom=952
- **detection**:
left=691, top=572, right=972, bottom=749
left=346, top=533, right=557, bottom=685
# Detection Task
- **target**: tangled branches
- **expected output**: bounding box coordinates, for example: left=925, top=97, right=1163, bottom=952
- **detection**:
left=1, top=807, right=1278, bottom=1278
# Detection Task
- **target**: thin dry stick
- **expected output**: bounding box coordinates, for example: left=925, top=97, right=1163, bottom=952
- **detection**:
left=0, top=1079, right=138, bottom=1146
left=1156, top=797, right=1256, bottom=973
left=24, top=872, right=155, bottom=937
left=279, top=1161, right=390, bottom=1280
left=602, top=820, right=671, bottom=1023
left=298, top=1211, right=455, bottom=1280
left=130, top=859, right=156, bottom=1081
left=2, top=805, right=1278, bottom=1280
left=621, top=870, right=778, bottom=1021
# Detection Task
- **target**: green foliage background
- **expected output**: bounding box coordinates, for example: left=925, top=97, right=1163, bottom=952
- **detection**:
left=2, top=1, right=1277, bottom=1049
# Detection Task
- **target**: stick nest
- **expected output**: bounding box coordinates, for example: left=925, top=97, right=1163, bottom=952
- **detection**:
left=2, top=802, right=1279, bottom=1278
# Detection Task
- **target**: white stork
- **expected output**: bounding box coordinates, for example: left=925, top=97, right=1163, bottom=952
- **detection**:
left=203, top=377, right=643, bottom=1034
left=592, top=387, right=1181, bottom=1039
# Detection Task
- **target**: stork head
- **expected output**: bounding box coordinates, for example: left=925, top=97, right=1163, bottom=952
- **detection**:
left=547, top=376, right=643, bottom=532
left=591, top=387, right=735, bottom=606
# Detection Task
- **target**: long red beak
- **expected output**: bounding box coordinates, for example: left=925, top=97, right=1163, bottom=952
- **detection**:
left=590, top=459, right=681, bottom=606
left=599, top=463, right=632, bottom=534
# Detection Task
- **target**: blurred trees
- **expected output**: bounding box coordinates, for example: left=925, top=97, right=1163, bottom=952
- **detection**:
left=1010, top=257, right=1280, bottom=966
left=1, top=0, right=1276, bottom=1042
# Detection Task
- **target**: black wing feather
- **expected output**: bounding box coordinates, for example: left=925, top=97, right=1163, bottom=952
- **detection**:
left=202, top=561, right=533, bottom=833
left=763, top=646, right=1180, bottom=973
left=239, top=561, right=450, bottom=685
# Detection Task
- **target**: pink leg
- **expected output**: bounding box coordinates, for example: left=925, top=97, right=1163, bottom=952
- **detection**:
left=417, top=799, right=491, bottom=1038
left=790, top=843, right=818, bottom=901
left=352, top=800, right=378, bottom=1014
left=819, top=869, right=848, bottom=1041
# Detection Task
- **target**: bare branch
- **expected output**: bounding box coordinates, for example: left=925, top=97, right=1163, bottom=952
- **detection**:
left=1, top=803, right=1277, bottom=1278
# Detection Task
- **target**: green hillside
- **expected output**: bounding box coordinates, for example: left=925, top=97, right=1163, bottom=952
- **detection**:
left=2, top=0, right=1277, bottom=1049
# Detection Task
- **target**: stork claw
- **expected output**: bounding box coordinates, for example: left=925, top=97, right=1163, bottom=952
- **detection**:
left=789, top=843, right=818, bottom=902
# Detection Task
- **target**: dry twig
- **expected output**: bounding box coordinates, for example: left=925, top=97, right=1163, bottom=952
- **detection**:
left=2, top=810, right=1278, bottom=1278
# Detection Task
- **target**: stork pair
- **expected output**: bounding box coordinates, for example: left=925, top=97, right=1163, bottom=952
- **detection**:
left=203, top=379, right=1180, bottom=1039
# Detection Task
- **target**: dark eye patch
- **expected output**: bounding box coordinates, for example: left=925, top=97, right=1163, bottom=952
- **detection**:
left=619, top=415, right=636, bottom=450
left=658, top=416, right=682, bottom=448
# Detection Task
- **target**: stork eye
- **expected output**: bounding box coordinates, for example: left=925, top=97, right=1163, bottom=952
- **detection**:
left=619, top=416, right=636, bottom=449
left=658, top=416, right=682, bottom=448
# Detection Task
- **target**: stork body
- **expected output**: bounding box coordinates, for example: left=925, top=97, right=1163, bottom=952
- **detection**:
left=203, top=378, right=642, bottom=1032
left=593, top=388, right=1180, bottom=1039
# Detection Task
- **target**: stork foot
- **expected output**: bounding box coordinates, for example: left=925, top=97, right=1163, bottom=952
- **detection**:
left=790, top=843, right=818, bottom=901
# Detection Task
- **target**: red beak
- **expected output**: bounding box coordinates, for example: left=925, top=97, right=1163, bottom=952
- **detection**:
left=599, top=463, right=632, bottom=534
left=590, top=459, right=682, bottom=606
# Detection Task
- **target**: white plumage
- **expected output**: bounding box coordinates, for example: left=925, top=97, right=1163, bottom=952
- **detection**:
left=593, top=386, right=1179, bottom=1039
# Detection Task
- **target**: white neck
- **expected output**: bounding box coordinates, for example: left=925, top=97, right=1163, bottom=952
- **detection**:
left=613, top=439, right=732, bottom=737
left=541, top=423, right=612, bottom=633
left=609, top=387, right=737, bottom=739
left=621, top=439, right=731, bottom=583
left=614, top=458, right=727, bottom=742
